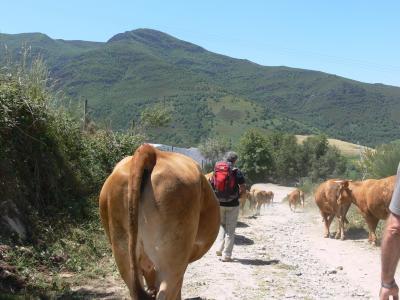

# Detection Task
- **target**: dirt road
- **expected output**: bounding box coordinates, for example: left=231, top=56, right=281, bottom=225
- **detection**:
left=72, top=184, right=397, bottom=299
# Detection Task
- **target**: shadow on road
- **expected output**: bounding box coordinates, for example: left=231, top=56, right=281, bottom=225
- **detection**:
left=235, top=258, right=280, bottom=266
left=244, top=215, right=257, bottom=219
left=345, top=227, right=369, bottom=240
left=234, top=234, right=254, bottom=245
left=58, top=289, right=117, bottom=299
left=236, top=221, right=249, bottom=228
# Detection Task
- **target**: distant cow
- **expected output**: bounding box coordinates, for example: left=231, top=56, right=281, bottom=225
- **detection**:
left=249, top=186, right=259, bottom=211
left=99, top=144, right=220, bottom=299
left=252, top=189, right=273, bottom=215
left=336, top=176, right=396, bottom=245
left=288, top=189, right=302, bottom=212
left=314, top=180, right=352, bottom=240
left=239, top=189, right=252, bottom=214
left=299, top=190, right=305, bottom=207
left=264, top=191, right=274, bottom=207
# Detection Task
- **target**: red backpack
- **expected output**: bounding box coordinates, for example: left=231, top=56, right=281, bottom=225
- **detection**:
left=211, top=161, right=237, bottom=202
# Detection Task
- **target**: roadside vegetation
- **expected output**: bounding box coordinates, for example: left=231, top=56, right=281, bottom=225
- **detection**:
left=0, top=57, right=169, bottom=296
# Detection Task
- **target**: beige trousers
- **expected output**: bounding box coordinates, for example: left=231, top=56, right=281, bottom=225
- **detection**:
left=217, top=205, right=240, bottom=259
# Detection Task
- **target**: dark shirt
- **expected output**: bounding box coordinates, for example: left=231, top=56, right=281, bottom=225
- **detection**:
left=219, top=168, right=245, bottom=207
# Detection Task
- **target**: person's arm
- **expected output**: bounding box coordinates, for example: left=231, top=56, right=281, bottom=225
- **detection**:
left=380, top=212, right=400, bottom=300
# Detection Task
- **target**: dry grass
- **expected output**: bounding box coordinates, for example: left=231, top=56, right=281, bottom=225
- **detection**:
left=295, top=135, right=372, bottom=158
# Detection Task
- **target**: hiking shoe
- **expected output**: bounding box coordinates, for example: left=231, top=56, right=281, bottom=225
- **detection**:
left=216, top=251, right=222, bottom=256
left=221, top=256, right=233, bottom=262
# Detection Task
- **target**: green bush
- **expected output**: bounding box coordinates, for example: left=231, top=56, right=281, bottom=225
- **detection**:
left=358, top=143, right=400, bottom=178
left=236, top=129, right=274, bottom=183
left=0, top=59, right=144, bottom=241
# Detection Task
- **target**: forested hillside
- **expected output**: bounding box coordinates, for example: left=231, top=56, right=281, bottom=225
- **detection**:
left=2, top=28, right=400, bottom=146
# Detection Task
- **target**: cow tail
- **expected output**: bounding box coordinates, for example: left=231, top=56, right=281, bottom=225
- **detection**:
left=128, top=144, right=156, bottom=300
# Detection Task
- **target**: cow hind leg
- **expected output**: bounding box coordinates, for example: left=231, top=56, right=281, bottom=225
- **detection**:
left=156, top=271, right=184, bottom=300
left=256, top=202, right=262, bottom=215
left=322, top=213, right=334, bottom=238
left=365, top=214, right=379, bottom=245
left=334, top=217, right=346, bottom=240
left=111, top=238, right=133, bottom=294
left=334, top=217, right=341, bottom=239
left=139, top=250, right=157, bottom=295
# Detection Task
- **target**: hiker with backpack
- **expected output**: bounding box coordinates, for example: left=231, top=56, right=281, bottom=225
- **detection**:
left=210, top=151, right=246, bottom=262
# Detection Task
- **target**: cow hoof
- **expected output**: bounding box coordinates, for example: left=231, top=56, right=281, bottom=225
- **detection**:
left=146, top=288, right=156, bottom=297
left=340, top=236, right=345, bottom=241
left=323, top=234, right=329, bottom=238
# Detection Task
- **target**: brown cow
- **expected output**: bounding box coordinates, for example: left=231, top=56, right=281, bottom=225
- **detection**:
left=336, top=176, right=396, bottom=245
left=314, top=180, right=352, bottom=240
left=268, top=191, right=274, bottom=205
left=253, top=190, right=272, bottom=215
left=99, top=144, right=220, bottom=299
left=239, top=189, right=252, bottom=214
left=248, top=186, right=259, bottom=211
left=259, top=191, right=274, bottom=209
left=288, top=189, right=302, bottom=212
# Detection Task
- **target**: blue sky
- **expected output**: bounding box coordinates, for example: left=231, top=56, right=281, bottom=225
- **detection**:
left=1, top=1, right=399, bottom=86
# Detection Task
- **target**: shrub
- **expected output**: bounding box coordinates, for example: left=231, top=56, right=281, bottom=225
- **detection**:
left=237, top=129, right=273, bottom=183
left=0, top=59, right=144, bottom=241
left=358, top=143, right=400, bottom=178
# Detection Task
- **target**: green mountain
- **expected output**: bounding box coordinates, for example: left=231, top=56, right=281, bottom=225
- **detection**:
left=1, top=28, right=400, bottom=146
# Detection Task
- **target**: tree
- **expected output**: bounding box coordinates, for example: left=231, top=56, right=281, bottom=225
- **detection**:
left=303, top=134, right=329, bottom=159
left=271, top=133, right=300, bottom=182
left=298, top=134, right=329, bottom=177
left=237, top=129, right=273, bottom=183
left=139, top=104, right=172, bottom=129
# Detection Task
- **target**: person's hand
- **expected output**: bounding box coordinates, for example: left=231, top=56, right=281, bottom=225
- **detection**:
left=380, top=284, right=399, bottom=300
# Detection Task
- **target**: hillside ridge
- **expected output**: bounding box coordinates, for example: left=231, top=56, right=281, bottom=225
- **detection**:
left=1, top=28, right=399, bottom=146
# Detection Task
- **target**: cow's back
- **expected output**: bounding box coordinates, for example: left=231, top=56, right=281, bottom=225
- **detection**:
left=314, top=180, right=341, bottom=214
left=364, top=175, right=395, bottom=220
